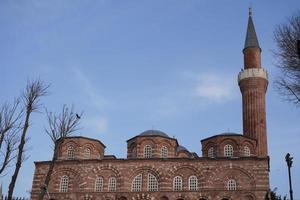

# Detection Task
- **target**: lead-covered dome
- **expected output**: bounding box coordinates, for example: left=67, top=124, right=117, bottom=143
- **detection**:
left=127, top=129, right=178, bottom=159
left=139, top=130, right=170, bottom=138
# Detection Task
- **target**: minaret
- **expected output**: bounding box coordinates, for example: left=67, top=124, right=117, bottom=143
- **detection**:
left=238, top=8, right=268, bottom=157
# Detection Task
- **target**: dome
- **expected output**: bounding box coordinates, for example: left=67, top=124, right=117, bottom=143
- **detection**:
left=219, top=132, right=242, bottom=136
left=177, top=145, right=188, bottom=152
left=139, top=130, right=170, bottom=138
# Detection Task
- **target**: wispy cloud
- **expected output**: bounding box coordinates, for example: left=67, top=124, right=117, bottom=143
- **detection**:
left=70, top=67, right=110, bottom=134
left=194, top=73, right=237, bottom=102
left=151, top=71, right=238, bottom=119
left=72, top=67, right=109, bottom=110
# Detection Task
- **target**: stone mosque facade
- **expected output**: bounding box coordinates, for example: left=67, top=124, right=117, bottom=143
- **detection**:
left=30, top=11, right=270, bottom=200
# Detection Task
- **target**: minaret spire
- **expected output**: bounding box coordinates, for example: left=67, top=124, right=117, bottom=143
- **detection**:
left=244, top=7, right=260, bottom=52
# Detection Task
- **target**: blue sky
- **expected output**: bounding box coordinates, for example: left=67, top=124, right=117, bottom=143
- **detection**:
left=1, top=0, right=300, bottom=197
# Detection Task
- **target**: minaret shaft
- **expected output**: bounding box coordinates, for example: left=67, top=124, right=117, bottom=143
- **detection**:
left=240, top=78, right=268, bottom=156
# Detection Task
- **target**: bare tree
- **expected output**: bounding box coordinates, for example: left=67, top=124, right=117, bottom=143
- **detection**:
left=274, top=11, right=300, bottom=105
left=7, top=80, right=48, bottom=200
left=37, top=105, right=82, bottom=200
left=0, top=100, right=21, bottom=175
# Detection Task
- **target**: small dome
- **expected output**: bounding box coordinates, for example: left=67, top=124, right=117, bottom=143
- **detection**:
left=177, top=145, right=188, bottom=152
left=139, top=130, right=170, bottom=138
left=219, top=132, right=241, bottom=136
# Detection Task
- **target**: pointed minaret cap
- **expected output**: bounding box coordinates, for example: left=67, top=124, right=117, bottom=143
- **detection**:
left=244, top=7, right=261, bottom=52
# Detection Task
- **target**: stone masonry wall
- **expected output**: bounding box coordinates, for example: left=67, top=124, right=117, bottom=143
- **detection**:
left=31, top=157, right=269, bottom=200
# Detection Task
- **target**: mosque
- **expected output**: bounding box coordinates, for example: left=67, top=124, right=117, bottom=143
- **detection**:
left=30, top=10, right=270, bottom=200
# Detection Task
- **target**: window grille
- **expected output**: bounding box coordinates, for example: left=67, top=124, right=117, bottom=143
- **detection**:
left=227, top=179, right=237, bottom=190
left=67, top=146, right=75, bottom=160
left=108, top=177, right=117, bottom=192
left=161, top=146, right=168, bottom=158
left=95, top=177, right=103, bottom=192
left=148, top=174, right=158, bottom=191
left=144, top=145, right=152, bottom=158
left=188, top=175, right=197, bottom=191
left=132, top=174, right=142, bottom=192
left=84, top=148, right=91, bottom=159
left=224, top=144, right=233, bottom=157
left=244, top=146, right=251, bottom=156
left=132, top=147, right=137, bottom=158
left=59, top=175, right=69, bottom=192
left=173, top=176, right=182, bottom=191
left=208, top=147, right=214, bottom=158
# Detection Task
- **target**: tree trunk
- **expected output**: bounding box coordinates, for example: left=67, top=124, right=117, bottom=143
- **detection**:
left=37, top=141, right=60, bottom=200
left=7, top=110, right=30, bottom=200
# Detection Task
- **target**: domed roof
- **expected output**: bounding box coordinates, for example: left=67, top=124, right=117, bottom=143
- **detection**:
left=201, top=132, right=245, bottom=142
left=219, top=132, right=241, bottom=136
left=139, top=130, right=170, bottom=138
left=177, top=145, right=188, bottom=152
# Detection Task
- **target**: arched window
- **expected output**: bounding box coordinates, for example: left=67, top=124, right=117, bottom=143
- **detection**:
left=67, top=146, right=75, bottom=160
left=208, top=147, right=214, bottom=158
left=161, top=146, right=168, bottom=158
left=148, top=174, right=158, bottom=191
left=132, top=147, right=137, bottom=158
left=84, top=148, right=91, bottom=159
left=224, top=144, right=233, bottom=157
left=59, top=175, right=69, bottom=192
left=95, top=177, right=103, bottom=192
left=108, top=177, right=117, bottom=192
left=244, top=146, right=251, bottom=157
left=227, top=179, right=237, bottom=190
left=173, top=176, right=182, bottom=191
left=144, top=145, right=152, bottom=158
left=188, top=175, right=197, bottom=191
left=132, top=174, right=142, bottom=192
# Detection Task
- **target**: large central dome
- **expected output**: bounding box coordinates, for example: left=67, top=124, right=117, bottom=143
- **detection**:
left=139, top=129, right=170, bottom=138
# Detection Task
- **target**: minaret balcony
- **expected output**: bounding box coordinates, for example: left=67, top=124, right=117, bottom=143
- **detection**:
left=238, top=68, right=268, bottom=83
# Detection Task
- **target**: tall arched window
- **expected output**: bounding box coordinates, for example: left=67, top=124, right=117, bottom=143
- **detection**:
left=144, top=145, right=152, bottom=158
left=208, top=147, right=214, bottom=158
left=132, top=147, right=137, bottom=158
left=224, top=144, right=233, bottom=157
left=84, top=148, right=91, bottom=159
left=108, top=177, right=117, bottom=192
left=67, top=146, right=75, bottom=160
left=244, top=146, right=251, bottom=157
left=227, top=179, right=237, bottom=190
left=161, top=146, right=168, bottom=158
left=95, top=177, right=103, bottom=192
left=188, top=175, right=198, bottom=191
left=132, top=174, right=142, bottom=192
left=59, top=175, right=69, bottom=192
left=148, top=174, right=158, bottom=191
left=173, top=176, right=182, bottom=191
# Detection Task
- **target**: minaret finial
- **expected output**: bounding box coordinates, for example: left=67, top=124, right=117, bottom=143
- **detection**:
left=249, top=7, right=252, bottom=17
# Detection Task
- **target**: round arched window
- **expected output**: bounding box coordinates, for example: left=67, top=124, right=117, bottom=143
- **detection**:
left=244, top=146, right=251, bottom=156
left=144, top=145, right=152, bottom=158
left=224, top=144, right=233, bottom=157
